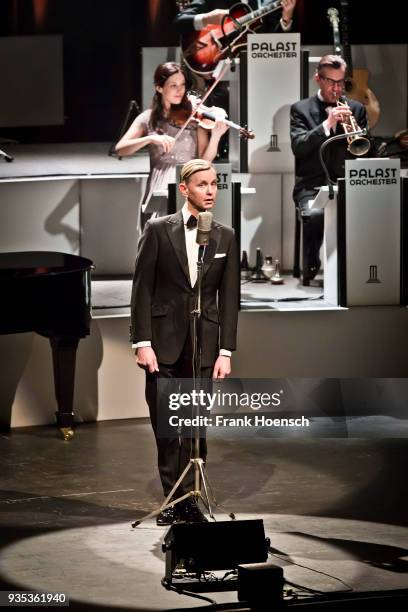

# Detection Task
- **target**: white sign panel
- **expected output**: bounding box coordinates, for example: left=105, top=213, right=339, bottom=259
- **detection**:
left=345, top=159, right=401, bottom=305
left=247, top=33, right=300, bottom=173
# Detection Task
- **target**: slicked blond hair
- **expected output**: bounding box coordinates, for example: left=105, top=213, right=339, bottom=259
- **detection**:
left=180, top=159, right=215, bottom=183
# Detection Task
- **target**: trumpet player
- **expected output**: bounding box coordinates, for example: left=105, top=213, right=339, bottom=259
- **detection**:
left=290, top=55, right=369, bottom=286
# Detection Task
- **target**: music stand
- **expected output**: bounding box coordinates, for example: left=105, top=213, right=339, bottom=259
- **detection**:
left=0, top=148, right=13, bottom=162
left=0, top=137, right=15, bottom=162
left=108, top=99, right=140, bottom=158
left=1, top=134, right=19, bottom=162
left=132, top=246, right=235, bottom=528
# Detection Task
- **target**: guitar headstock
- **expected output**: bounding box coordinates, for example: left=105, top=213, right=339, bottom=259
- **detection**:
left=327, top=7, right=340, bottom=28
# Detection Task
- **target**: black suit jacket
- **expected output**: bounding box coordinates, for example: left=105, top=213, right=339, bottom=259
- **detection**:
left=130, top=211, right=239, bottom=367
left=174, top=0, right=291, bottom=35
left=290, top=95, right=368, bottom=202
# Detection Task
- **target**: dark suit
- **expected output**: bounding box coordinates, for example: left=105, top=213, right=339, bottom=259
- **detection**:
left=290, top=94, right=368, bottom=275
left=174, top=0, right=292, bottom=35
left=130, top=210, right=239, bottom=496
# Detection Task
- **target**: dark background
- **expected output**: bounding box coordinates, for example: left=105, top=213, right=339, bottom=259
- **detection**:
left=0, top=0, right=406, bottom=144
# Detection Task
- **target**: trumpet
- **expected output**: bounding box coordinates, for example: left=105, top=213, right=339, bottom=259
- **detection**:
left=336, top=96, right=371, bottom=156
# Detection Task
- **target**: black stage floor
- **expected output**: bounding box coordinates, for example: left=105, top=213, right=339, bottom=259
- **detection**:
left=1, top=419, right=408, bottom=611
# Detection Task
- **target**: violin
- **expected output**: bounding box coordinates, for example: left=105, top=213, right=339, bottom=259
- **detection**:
left=166, top=105, right=192, bottom=128
left=167, top=94, right=254, bottom=140
left=193, top=101, right=255, bottom=140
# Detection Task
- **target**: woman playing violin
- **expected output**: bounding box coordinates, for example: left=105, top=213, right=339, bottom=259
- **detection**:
left=115, top=61, right=228, bottom=229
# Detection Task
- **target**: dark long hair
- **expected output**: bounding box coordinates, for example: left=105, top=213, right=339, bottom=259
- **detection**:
left=150, top=62, right=192, bottom=130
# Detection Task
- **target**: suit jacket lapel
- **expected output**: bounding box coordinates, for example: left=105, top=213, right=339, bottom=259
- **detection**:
left=165, top=212, right=222, bottom=285
left=311, top=95, right=324, bottom=124
left=165, top=211, right=191, bottom=286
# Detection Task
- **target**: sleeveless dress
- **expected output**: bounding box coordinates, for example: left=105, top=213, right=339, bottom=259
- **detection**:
left=133, top=109, right=198, bottom=226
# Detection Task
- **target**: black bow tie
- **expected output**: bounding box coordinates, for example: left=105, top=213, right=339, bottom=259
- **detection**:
left=186, top=215, right=198, bottom=229
left=319, top=99, right=334, bottom=110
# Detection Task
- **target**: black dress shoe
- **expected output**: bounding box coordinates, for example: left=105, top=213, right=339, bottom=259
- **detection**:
left=156, top=506, right=179, bottom=526
left=302, top=259, right=321, bottom=286
left=179, top=499, right=208, bottom=523
left=302, top=271, right=316, bottom=286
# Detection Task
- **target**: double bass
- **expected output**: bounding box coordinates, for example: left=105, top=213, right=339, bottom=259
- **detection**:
left=327, top=2, right=380, bottom=128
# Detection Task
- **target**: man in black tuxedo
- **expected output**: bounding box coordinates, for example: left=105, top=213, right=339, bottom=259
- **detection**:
left=130, top=158, right=239, bottom=525
left=290, top=54, right=368, bottom=285
left=174, top=0, right=297, bottom=34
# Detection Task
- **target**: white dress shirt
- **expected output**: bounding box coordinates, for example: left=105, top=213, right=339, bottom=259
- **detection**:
left=318, top=90, right=334, bottom=137
left=182, top=204, right=200, bottom=288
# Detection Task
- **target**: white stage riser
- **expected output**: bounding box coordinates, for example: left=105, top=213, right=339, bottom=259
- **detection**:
left=2, top=308, right=408, bottom=428
left=0, top=173, right=296, bottom=273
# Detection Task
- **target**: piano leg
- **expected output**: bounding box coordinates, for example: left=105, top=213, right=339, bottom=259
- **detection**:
left=49, top=336, right=79, bottom=440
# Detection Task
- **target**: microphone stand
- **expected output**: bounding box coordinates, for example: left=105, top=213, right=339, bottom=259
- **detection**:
left=189, top=245, right=214, bottom=515
left=319, top=129, right=367, bottom=199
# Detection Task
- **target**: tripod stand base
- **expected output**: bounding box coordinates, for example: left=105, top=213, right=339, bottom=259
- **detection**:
left=131, top=458, right=235, bottom=528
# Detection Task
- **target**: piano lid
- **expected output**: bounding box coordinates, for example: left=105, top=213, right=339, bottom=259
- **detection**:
left=0, top=251, right=93, bottom=279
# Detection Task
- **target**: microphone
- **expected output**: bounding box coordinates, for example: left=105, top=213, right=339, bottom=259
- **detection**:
left=318, top=130, right=367, bottom=199
left=196, top=211, right=213, bottom=246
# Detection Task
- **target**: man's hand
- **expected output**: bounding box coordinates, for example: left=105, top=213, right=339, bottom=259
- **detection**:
left=325, top=105, right=352, bottom=131
left=282, top=0, right=296, bottom=23
left=202, top=9, right=229, bottom=27
left=212, top=355, right=231, bottom=379
left=136, top=347, right=159, bottom=373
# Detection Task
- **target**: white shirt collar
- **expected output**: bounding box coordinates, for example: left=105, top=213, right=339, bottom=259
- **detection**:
left=182, top=202, right=197, bottom=226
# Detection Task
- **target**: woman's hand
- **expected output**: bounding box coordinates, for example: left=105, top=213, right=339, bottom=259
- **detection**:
left=150, top=134, right=175, bottom=153
left=210, top=120, right=229, bottom=139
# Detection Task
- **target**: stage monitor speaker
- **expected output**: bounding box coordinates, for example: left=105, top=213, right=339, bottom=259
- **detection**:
left=238, top=562, right=284, bottom=608
left=163, top=519, right=268, bottom=580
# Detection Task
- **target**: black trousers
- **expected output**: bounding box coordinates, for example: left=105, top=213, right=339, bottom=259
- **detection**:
left=145, top=334, right=212, bottom=498
left=297, top=192, right=324, bottom=273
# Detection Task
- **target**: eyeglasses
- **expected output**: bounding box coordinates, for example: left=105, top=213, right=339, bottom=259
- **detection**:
left=318, top=75, right=345, bottom=87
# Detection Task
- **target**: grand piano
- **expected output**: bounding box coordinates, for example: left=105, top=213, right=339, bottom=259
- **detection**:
left=0, top=251, right=93, bottom=439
